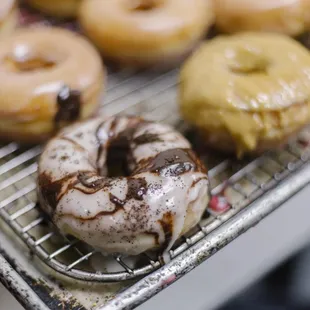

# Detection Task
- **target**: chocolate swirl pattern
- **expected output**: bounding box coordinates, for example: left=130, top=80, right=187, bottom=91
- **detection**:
left=54, top=86, right=81, bottom=126
left=38, top=116, right=210, bottom=258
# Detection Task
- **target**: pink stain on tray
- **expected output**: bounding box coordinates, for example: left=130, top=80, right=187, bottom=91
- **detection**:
left=162, top=274, right=177, bottom=287
left=209, top=195, right=230, bottom=213
left=208, top=182, right=231, bottom=214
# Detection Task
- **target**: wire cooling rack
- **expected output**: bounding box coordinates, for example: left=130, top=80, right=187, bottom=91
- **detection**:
left=1, top=64, right=310, bottom=282
left=1, top=1, right=310, bottom=286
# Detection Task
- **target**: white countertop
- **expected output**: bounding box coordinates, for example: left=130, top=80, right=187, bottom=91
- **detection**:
left=0, top=283, right=22, bottom=310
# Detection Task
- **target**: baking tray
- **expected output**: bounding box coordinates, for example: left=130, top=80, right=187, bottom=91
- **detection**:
left=1, top=2, right=310, bottom=310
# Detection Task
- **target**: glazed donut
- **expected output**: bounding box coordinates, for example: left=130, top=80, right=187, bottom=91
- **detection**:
left=0, top=0, right=18, bottom=37
left=79, top=0, right=214, bottom=67
left=0, top=27, right=104, bottom=143
left=214, top=0, right=310, bottom=36
left=38, top=116, right=209, bottom=258
left=180, top=32, right=310, bottom=157
left=26, top=0, right=82, bottom=18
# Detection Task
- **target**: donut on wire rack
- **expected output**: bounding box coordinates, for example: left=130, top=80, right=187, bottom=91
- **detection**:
left=38, top=116, right=210, bottom=261
left=79, top=0, right=214, bottom=68
left=180, top=32, right=310, bottom=157
left=0, top=27, right=105, bottom=143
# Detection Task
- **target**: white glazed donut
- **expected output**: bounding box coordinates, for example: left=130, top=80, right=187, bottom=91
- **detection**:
left=38, top=116, right=209, bottom=259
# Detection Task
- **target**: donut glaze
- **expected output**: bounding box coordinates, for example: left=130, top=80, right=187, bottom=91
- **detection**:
left=180, top=32, right=310, bottom=157
left=0, top=0, right=17, bottom=38
left=214, top=0, right=310, bottom=36
left=0, top=27, right=104, bottom=143
left=79, top=0, right=214, bottom=68
left=26, top=0, right=82, bottom=18
left=38, top=116, right=209, bottom=258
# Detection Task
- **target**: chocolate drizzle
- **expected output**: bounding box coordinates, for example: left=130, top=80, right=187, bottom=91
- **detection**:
left=73, top=206, right=125, bottom=220
left=108, top=177, right=148, bottom=209
left=133, top=133, right=162, bottom=145
left=126, top=177, right=147, bottom=200
left=191, top=176, right=209, bottom=188
left=135, top=148, right=207, bottom=176
left=158, top=212, right=174, bottom=251
left=64, top=177, right=148, bottom=219
left=55, top=85, right=81, bottom=126
left=145, top=231, right=160, bottom=246
left=38, top=172, right=72, bottom=211
left=109, top=193, right=126, bottom=208
left=78, top=176, right=148, bottom=218
left=77, top=171, right=108, bottom=190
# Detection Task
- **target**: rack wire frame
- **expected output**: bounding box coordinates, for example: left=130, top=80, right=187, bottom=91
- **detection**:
left=1, top=1, right=310, bottom=285
left=1, top=66, right=310, bottom=282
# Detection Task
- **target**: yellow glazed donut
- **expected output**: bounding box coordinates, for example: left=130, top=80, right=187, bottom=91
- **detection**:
left=180, top=33, right=310, bottom=157
left=0, top=0, right=18, bottom=37
left=0, top=27, right=105, bottom=143
left=26, top=0, right=82, bottom=18
left=79, top=0, right=214, bottom=67
left=214, top=0, right=310, bottom=36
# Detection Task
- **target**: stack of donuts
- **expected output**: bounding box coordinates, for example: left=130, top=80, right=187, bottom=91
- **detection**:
left=2, top=0, right=310, bottom=259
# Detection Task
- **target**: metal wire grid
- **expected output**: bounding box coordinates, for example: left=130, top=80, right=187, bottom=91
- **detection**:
left=0, top=66, right=310, bottom=282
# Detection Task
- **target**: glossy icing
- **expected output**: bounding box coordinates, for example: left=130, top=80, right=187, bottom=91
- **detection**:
left=0, top=0, right=17, bottom=38
left=180, top=33, right=310, bottom=156
left=79, top=0, right=214, bottom=67
left=214, top=0, right=310, bottom=36
left=0, top=27, right=104, bottom=142
left=38, top=116, right=210, bottom=258
left=27, top=0, right=82, bottom=18
left=0, top=0, right=15, bottom=21
left=54, top=85, right=81, bottom=126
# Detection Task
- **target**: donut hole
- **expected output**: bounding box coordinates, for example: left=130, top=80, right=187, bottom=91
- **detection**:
left=4, top=54, right=57, bottom=72
left=227, top=48, right=270, bottom=74
left=4, top=45, right=59, bottom=73
left=130, top=0, right=160, bottom=11
left=106, top=135, right=132, bottom=177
